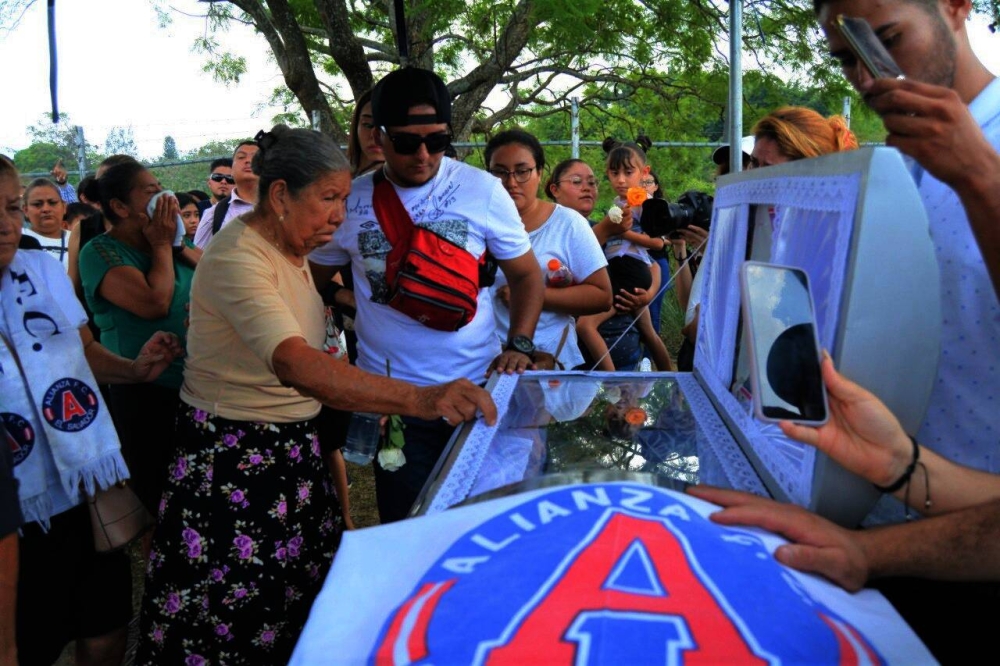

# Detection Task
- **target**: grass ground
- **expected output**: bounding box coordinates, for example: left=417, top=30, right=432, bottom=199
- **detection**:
left=346, top=460, right=380, bottom=528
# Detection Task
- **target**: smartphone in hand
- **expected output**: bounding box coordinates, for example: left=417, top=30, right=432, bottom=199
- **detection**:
left=740, top=262, right=829, bottom=426
left=834, top=15, right=905, bottom=80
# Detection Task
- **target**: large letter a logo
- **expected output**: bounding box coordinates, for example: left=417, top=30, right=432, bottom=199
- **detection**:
left=480, top=511, right=770, bottom=665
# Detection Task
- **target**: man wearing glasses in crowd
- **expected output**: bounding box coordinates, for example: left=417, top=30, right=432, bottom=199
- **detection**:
left=205, top=157, right=234, bottom=205
left=194, top=141, right=259, bottom=249
left=310, top=67, right=543, bottom=523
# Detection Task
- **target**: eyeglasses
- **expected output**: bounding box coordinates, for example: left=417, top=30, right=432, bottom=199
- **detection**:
left=380, top=129, right=452, bottom=155
left=640, top=179, right=656, bottom=186
left=210, top=173, right=235, bottom=184
left=555, top=176, right=598, bottom=188
left=489, top=167, right=537, bottom=183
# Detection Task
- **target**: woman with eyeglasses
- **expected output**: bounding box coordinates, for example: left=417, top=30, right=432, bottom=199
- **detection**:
left=485, top=130, right=612, bottom=370
left=545, top=159, right=599, bottom=219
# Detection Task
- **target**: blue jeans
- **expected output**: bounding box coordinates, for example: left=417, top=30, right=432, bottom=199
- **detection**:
left=647, top=256, right=671, bottom=334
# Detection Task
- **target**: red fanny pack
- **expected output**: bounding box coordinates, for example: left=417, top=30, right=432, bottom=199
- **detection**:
left=372, top=171, right=484, bottom=331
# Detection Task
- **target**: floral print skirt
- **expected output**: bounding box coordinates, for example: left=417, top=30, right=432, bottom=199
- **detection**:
left=136, top=405, right=342, bottom=665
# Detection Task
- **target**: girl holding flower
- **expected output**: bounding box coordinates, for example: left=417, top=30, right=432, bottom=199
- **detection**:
left=576, top=142, right=675, bottom=371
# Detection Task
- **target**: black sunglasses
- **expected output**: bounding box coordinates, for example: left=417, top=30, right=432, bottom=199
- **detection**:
left=380, top=128, right=452, bottom=155
left=210, top=173, right=235, bottom=184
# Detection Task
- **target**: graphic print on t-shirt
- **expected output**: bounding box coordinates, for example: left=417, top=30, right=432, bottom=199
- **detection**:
left=358, top=218, right=472, bottom=304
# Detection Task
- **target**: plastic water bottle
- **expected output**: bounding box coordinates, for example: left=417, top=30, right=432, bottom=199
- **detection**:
left=342, top=412, right=381, bottom=465
left=545, top=259, right=573, bottom=287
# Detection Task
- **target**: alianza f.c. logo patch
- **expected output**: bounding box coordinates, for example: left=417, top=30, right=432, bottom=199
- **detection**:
left=2, top=412, right=36, bottom=466
left=41, top=377, right=99, bottom=432
left=373, top=484, right=883, bottom=665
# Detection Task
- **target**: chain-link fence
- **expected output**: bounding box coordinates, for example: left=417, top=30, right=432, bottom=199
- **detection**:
left=20, top=139, right=735, bottom=209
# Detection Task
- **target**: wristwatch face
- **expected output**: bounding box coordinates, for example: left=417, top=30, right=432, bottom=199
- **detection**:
left=509, top=335, right=535, bottom=356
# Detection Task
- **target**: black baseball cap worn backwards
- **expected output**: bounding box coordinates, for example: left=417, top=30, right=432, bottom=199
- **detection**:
left=372, top=67, right=452, bottom=128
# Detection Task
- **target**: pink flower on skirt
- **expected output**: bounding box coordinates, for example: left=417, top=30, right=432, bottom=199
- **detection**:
left=164, top=592, right=182, bottom=615
left=172, top=458, right=188, bottom=480
left=233, top=534, right=255, bottom=559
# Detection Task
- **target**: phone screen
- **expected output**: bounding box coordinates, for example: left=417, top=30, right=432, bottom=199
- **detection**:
left=742, top=263, right=828, bottom=424
left=835, top=15, right=904, bottom=80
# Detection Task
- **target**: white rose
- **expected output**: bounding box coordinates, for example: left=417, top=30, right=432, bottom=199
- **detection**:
left=608, top=206, right=623, bottom=224
left=378, top=447, right=406, bottom=472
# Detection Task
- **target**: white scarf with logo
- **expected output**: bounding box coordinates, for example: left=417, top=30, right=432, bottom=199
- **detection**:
left=0, top=251, right=127, bottom=524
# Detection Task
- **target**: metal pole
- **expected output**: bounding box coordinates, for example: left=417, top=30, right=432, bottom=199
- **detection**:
left=311, top=110, right=321, bottom=132
left=75, top=126, right=86, bottom=181
left=571, top=97, right=580, bottom=159
left=842, top=96, right=852, bottom=128
left=728, top=1, right=743, bottom=174
left=47, top=0, right=59, bottom=123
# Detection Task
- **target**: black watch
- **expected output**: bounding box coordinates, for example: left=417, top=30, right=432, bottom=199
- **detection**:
left=505, top=335, right=536, bottom=359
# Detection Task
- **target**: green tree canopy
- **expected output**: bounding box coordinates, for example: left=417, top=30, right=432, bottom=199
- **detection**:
left=167, top=0, right=1000, bottom=145
left=162, top=135, right=179, bottom=161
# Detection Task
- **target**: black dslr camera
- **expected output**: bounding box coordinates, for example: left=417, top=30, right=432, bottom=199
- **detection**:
left=639, top=191, right=714, bottom=239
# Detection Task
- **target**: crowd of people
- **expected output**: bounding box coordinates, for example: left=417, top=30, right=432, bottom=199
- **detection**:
left=1, top=0, right=999, bottom=663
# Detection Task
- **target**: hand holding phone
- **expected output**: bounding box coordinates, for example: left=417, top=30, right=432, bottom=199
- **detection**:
left=834, top=15, right=905, bottom=80
left=740, top=262, right=829, bottom=426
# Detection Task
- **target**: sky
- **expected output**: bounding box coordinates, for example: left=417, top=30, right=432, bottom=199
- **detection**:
left=1, top=1, right=999, bottom=161
left=0, top=0, right=287, bottom=159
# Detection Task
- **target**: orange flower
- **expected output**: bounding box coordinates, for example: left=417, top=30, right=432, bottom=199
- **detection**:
left=625, top=407, right=646, bottom=425
left=626, top=187, right=647, bottom=207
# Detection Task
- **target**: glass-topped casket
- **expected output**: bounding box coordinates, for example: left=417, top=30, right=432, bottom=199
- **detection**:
left=415, top=147, right=941, bottom=527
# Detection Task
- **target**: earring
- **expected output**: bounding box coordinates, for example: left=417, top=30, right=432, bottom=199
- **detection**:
left=278, top=215, right=285, bottom=223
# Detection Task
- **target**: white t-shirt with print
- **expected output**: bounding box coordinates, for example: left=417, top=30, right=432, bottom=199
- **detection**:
left=22, top=228, right=70, bottom=271
left=310, top=158, right=532, bottom=386
left=491, top=204, right=607, bottom=370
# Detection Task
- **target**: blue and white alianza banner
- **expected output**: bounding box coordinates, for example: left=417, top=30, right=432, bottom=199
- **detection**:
left=292, top=482, right=931, bottom=665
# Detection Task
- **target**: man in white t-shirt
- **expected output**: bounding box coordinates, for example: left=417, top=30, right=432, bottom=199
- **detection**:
left=310, top=67, right=543, bottom=522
